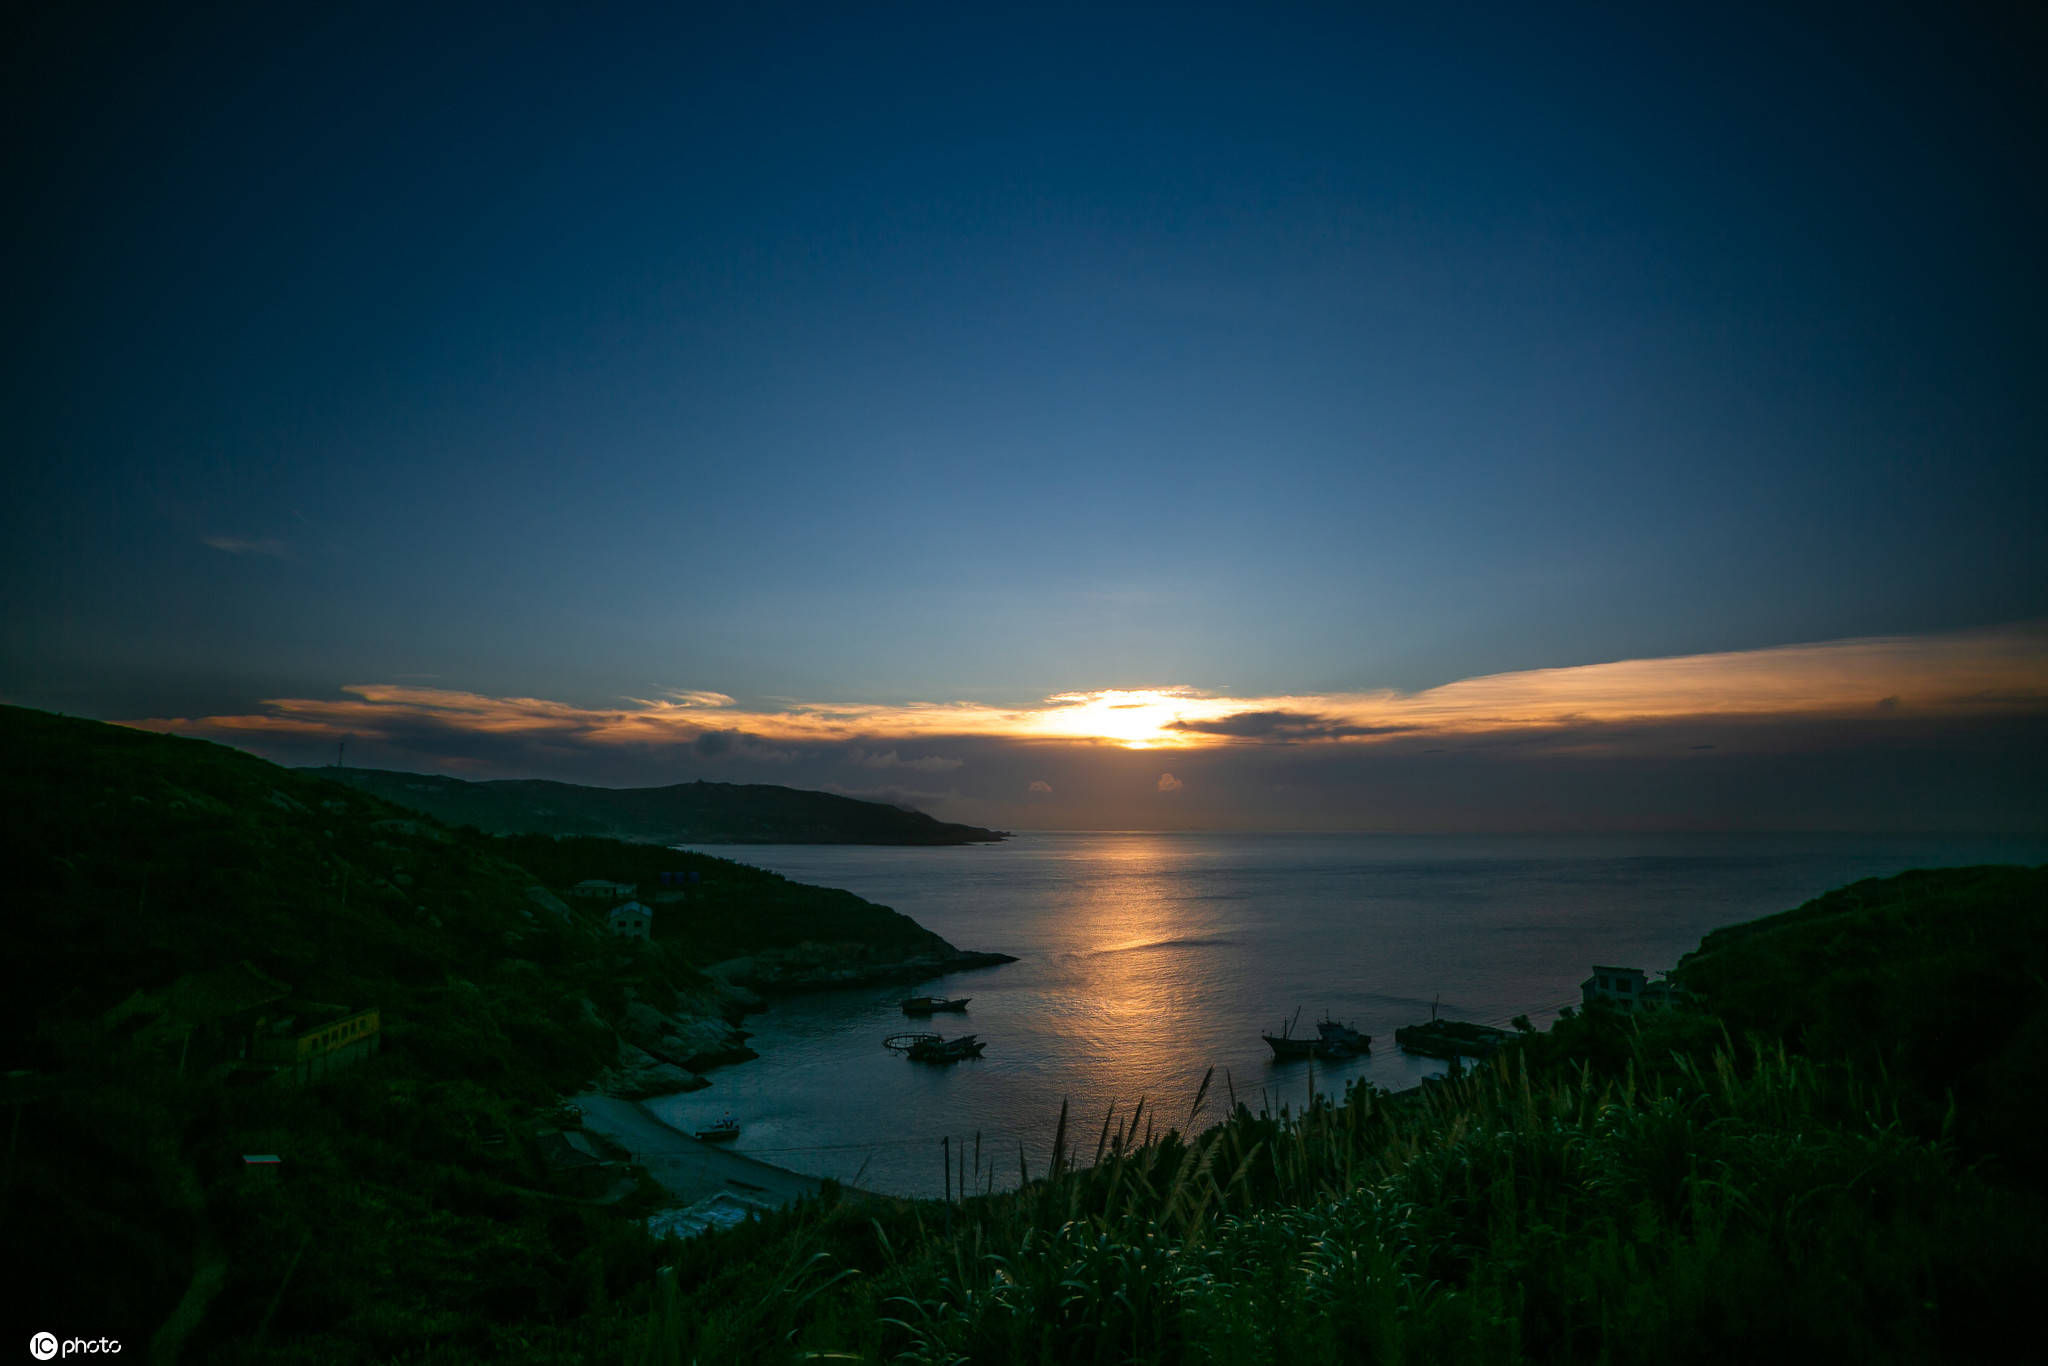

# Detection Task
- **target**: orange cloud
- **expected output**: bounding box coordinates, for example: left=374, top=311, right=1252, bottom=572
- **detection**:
left=123, top=622, right=2048, bottom=756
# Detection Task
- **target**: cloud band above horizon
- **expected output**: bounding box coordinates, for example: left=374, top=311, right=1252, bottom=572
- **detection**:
left=122, top=622, right=2048, bottom=761
left=99, top=622, right=2048, bottom=834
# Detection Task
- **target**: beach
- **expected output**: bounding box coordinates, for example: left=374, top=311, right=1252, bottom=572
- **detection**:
left=572, top=1091, right=826, bottom=1210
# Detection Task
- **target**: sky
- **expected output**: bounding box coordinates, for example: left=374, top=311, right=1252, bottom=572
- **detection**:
left=5, top=2, right=2045, bottom=831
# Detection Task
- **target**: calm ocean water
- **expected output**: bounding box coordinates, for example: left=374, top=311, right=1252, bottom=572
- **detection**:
left=648, top=831, right=2048, bottom=1198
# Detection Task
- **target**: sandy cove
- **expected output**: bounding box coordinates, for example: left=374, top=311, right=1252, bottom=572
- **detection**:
left=572, top=1091, right=827, bottom=1207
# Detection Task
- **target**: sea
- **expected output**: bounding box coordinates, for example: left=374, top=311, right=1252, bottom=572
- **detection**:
left=645, top=831, right=2048, bottom=1199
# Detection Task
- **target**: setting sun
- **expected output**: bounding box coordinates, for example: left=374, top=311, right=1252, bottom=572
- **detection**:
left=1023, top=689, right=1208, bottom=748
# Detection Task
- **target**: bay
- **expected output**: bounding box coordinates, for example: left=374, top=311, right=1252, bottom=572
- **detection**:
left=646, top=831, right=2048, bottom=1198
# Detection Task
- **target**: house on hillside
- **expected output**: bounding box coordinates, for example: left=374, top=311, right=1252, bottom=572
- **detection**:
left=249, top=1004, right=382, bottom=1085
left=570, top=878, right=637, bottom=901
left=1580, top=965, right=1686, bottom=1011
left=607, top=900, right=652, bottom=940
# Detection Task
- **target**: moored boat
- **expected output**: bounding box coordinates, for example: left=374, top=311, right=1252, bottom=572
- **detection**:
left=693, top=1117, right=741, bottom=1142
left=1262, top=1032, right=1327, bottom=1059
left=906, top=1034, right=987, bottom=1063
left=1263, top=1007, right=1370, bottom=1060
left=901, top=996, right=971, bottom=1015
left=1394, top=1019, right=1512, bottom=1059
left=1316, top=1015, right=1371, bottom=1057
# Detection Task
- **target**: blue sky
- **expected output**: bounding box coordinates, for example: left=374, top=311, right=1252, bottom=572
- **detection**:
left=6, top=2, right=2045, bottom=828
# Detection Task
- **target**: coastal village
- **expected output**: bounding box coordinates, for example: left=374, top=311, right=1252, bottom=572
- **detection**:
left=101, top=867, right=713, bottom=1092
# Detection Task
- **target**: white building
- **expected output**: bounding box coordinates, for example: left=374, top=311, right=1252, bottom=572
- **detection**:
left=607, top=900, right=653, bottom=940
left=1580, top=965, right=1685, bottom=1011
left=570, top=878, right=638, bottom=901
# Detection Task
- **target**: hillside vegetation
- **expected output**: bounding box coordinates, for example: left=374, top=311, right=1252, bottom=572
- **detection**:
left=0, top=706, right=985, bottom=1362
left=309, top=765, right=1008, bottom=844
left=1674, top=863, right=2048, bottom=1184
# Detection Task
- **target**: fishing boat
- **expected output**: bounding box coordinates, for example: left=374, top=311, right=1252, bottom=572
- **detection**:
left=910, top=1034, right=986, bottom=1062
left=1261, top=1007, right=1361, bottom=1060
left=1393, top=994, right=1512, bottom=1059
left=1262, top=1031, right=1327, bottom=1059
left=693, top=1117, right=741, bottom=1142
left=1262, top=1008, right=1371, bottom=1060
left=901, top=996, right=971, bottom=1015
left=1393, top=1020, right=1512, bottom=1059
left=884, top=1031, right=986, bottom=1062
left=1316, top=1015, right=1371, bottom=1057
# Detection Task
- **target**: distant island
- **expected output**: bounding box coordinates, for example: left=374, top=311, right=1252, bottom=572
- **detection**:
left=304, top=766, right=1009, bottom=845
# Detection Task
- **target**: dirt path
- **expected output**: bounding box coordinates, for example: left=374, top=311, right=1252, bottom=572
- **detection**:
left=572, top=1092, right=825, bottom=1208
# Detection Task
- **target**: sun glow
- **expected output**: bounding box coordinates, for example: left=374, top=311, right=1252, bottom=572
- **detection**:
left=1019, top=689, right=1216, bottom=749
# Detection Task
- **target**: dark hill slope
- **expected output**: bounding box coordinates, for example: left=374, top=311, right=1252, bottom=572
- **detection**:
left=0, top=706, right=996, bottom=1361
left=306, top=766, right=1007, bottom=845
left=1676, top=862, right=2048, bottom=1181
left=1, top=708, right=964, bottom=1060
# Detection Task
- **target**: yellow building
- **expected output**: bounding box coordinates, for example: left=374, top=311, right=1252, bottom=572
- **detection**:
left=251, top=1006, right=382, bottom=1084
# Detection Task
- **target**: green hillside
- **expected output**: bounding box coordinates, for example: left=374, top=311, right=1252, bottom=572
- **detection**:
left=308, top=766, right=1008, bottom=845
left=0, top=705, right=987, bottom=1362
left=1672, top=862, right=2048, bottom=1184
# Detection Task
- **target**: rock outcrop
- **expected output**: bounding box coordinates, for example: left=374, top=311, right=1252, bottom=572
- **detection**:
left=705, top=943, right=1019, bottom=994
left=593, top=982, right=768, bottom=1096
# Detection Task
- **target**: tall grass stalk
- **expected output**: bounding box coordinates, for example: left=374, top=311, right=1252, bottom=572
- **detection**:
left=650, top=1038, right=2044, bottom=1365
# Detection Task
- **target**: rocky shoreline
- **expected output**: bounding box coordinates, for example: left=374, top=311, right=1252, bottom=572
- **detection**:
left=592, top=943, right=1018, bottom=1099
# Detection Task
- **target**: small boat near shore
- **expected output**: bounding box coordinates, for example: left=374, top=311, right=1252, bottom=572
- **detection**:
left=884, top=1031, right=987, bottom=1063
left=693, top=1117, right=742, bottom=1142
left=901, top=996, right=971, bottom=1015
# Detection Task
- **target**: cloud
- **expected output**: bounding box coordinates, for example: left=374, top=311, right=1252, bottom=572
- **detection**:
left=202, top=535, right=287, bottom=557
left=117, top=623, right=2048, bottom=784
left=691, top=728, right=796, bottom=763
left=1028, top=780, right=1053, bottom=794
left=1166, top=710, right=1415, bottom=742
left=1156, top=772, right=1183, bottom=792
left=848, top=748, right=964, bottom=773
left=665, top=690, right=736, bottom=708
